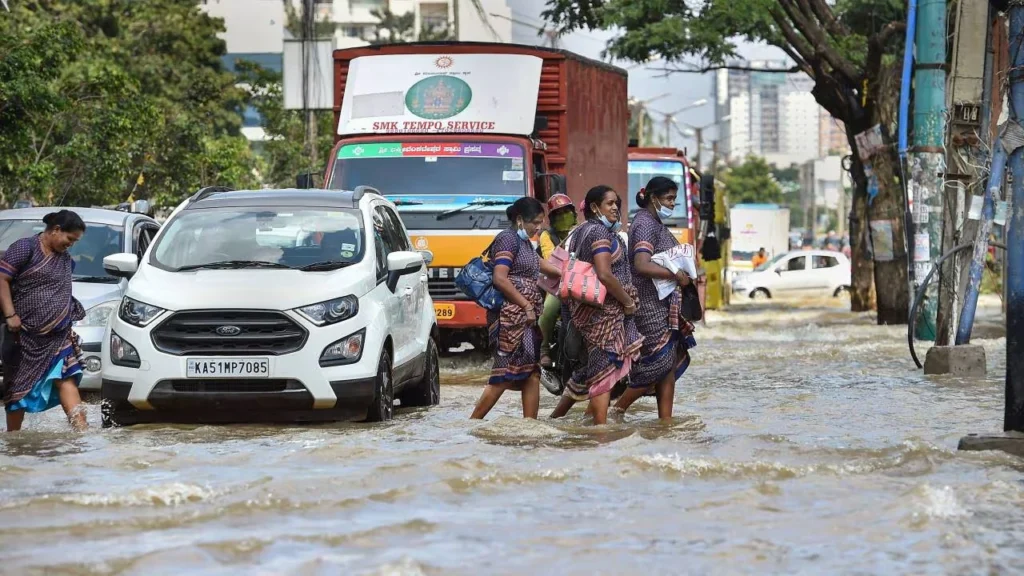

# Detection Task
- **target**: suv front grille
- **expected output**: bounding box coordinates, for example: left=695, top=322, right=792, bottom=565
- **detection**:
left=426, top=267, right=467, bottom=300
left=151, top=310, right=307, bottom=356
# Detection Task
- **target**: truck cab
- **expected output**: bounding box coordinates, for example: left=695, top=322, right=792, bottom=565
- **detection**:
left=323, top=42, right=628, bottom=351
left=627, top=146, right=700, bottom=247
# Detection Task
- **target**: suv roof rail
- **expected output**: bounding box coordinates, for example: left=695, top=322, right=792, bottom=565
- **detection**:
left=190, top=186, right=234, bottom=203
left=352, top=185, right=381, bottom=202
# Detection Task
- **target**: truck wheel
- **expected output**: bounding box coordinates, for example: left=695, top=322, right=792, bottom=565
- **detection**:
left=750, top=288, right=771, bottom=300
left=365, top=350, right=394, bottom=422
left=399, top=338, right=440, bottom=407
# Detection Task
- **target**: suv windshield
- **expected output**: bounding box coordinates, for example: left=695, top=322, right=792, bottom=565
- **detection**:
left=628, top=160, right=689, bottom=227
left=151, top=208, right=365, bottom=272
left=0, top=219, right=124, bottom=282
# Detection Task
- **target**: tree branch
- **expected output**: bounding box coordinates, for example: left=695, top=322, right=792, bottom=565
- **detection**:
left=777, top=0, right=861, bottom=84
left=806, top=0, right=849, bottom=40
left=866, top=21, right=907, bottom=81
left=769, top=6, right=817, bottom=68
left=647, top=63, right=803, bottom=75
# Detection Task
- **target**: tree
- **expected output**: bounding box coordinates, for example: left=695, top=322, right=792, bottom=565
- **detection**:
left=369, top=8, right=455, bottom=45
left=237, top=62, right=336, bottom=188
left=543, top=0, right=908, bottom=323
left=0, top=1, right=259, bottom=209
left=628, top=102, right=664, bottom=146
left=721, top=156, right=784, bottom=205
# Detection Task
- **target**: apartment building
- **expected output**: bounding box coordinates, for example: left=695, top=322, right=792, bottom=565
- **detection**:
left=714, top=61, right=828, bottom=166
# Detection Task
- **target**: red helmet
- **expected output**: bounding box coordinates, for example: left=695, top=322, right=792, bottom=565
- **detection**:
left=547, top=193, right=574, bottom=214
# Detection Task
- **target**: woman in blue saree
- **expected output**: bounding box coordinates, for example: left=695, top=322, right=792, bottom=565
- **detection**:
left=1, top=210, right=88, bottom=432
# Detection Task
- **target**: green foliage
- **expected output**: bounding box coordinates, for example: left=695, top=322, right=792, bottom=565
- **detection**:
left=721, top=156, right=783, bottom=205
left=0, top=0, right=259, bottom=208
left=369, top=8, right=454, bottom=45
left=237, top=62, right=335, bottom=189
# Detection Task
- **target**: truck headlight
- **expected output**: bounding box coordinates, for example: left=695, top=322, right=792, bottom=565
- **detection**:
left=118, top=297, right=164, bottom=327
left=76, top=300, right=118, bottom=328
left=295, top=295, right=358, bottom=326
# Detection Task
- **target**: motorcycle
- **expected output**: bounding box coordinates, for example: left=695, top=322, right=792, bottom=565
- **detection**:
left=540, top=310, right=631, bottom=399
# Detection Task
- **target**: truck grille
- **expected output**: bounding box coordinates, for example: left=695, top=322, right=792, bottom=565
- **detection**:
left=151, top=310, right=307, bottom=356
left=426, top=267, right=467, bottom=300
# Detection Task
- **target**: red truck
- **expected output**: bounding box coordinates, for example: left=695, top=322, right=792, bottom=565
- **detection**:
left=323, top=42, right=628, bottom=351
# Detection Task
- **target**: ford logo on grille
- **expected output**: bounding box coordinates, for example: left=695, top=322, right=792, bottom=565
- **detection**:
left=216, top=325, right=242, bottom=337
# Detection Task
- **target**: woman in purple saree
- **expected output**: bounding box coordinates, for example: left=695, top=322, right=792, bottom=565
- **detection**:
left=1, top=210, right=88, bottom=432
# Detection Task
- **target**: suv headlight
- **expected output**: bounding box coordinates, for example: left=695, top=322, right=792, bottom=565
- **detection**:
left=118, top=296, right=165, bottom=327
left=294, top=295, right=358, bottom=326
left=75, top=300, right=118, bottom=328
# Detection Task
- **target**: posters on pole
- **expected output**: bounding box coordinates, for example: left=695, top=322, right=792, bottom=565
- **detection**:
left=870, top=219, right=895, bottom=262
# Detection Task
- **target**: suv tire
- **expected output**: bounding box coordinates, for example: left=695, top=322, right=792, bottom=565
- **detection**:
left=366, top=350, right=394, bottom=422
left=399, top=337, right=440, bottom=407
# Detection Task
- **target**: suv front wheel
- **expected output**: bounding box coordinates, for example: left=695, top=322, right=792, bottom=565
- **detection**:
left=399, top=337, right=440, bottom=407
left=365, top=350, right=394, bottom=422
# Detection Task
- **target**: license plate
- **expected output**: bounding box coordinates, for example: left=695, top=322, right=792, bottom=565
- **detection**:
left=434, top=304, right=455, bottom=320
left=186, top=358, right=270, bottom=378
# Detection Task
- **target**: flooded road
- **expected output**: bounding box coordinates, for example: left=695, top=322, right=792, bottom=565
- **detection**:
left=2, top=298, right=1021, bottom=574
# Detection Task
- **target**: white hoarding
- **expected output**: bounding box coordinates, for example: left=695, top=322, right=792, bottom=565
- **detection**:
left=337, top=53, right=543, bottom=136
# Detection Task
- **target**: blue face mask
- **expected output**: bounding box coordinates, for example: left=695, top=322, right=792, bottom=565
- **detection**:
left=517, top=228, right=530, bottom=241
left=598, top=214, right=615, bottom=230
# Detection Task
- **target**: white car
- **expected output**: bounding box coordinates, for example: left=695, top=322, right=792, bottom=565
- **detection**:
left=99, top=187, right=439, bottom=426
left=731, top=249, right=851, bottom=299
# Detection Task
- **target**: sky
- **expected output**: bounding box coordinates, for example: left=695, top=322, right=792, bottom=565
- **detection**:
left=504, top=0, right=787, bottom=152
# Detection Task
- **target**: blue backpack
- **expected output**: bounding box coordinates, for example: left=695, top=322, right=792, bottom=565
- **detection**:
left=455, top=234, right=519, bottom=310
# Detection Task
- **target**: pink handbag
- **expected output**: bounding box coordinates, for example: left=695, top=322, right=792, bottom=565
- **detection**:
left=538, top=244, right=569, bottom=296
left=559, top=229, right=606, bottom=306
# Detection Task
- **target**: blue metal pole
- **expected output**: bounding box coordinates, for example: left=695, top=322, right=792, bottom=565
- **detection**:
left=898, top=0, right=918, bottom=158
left=956, top=146, right=1004, bottom=344
left=1005, top=3, right=1024, bottom=432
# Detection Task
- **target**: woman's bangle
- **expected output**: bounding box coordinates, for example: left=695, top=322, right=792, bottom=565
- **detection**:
left=4, top=313, right=16, bottom=319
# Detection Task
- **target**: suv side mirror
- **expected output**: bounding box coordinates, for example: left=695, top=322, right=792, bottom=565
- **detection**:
left=386, top=251, right=423, bottom=292
left=104, top=253, right=139, bottom=278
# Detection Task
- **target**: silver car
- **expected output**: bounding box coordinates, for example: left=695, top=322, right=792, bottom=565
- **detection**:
left=0, top=206, right=160, bottom=391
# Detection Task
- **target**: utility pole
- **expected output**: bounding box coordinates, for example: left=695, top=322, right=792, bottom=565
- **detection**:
left=910, top=0, right=948, bottom=341
left=959, top=0, right=1024, bottom=456
left=937, top=0, right=994, bottom=346
left=694, top=127, right=703, bottom=171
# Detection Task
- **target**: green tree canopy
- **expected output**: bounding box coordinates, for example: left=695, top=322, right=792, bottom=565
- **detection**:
left=722, top=156, right=783, bottom=205
left=0, top=0, right=259, bottom=209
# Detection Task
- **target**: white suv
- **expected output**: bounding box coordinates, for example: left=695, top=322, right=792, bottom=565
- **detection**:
left=99, top=187, right=440, bottom=426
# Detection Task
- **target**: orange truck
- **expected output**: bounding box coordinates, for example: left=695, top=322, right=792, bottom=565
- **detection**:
left=324, top=42, right=628, bottom=351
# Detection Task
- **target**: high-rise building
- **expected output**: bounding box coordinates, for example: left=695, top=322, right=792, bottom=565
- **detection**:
left=714, top=61, right=832, bottom=166
left=819, top=111, right=851, bottom=157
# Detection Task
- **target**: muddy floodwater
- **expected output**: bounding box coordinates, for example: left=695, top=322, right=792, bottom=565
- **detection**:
left=1, top=297, right=1021, bottom=574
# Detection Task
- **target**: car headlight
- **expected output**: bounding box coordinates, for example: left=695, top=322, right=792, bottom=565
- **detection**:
left=320, top=329, right=365, bottom=367
left=75, top=300, right=118, bottom=328
left=118, top=296, right=165, bottom=327
left=110, top=331, right=141, bottom=368
left=294, top=295, right=358, bottom=326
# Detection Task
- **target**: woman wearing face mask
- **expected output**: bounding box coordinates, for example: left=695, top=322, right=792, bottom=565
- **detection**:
left=536, top=193, right=578, bottom=368
left=550, top=185, right=643, bottom=424
left=471, top=197, right=562, bottom=419
left=615, top=176, right=695, bottom=420
left=1, top=210, right=88, bottom=432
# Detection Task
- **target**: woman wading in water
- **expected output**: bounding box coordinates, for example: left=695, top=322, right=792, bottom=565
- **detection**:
left=471, top=198, right=562, bottom=419
left=615, top=176, right=696, bottom=420
left=1, top=210, right=88, bottom=432
left=550, top=186, right=643, bottom=424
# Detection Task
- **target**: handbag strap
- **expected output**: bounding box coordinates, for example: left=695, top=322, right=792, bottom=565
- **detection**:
left=482, top=229, right=522, bottom=260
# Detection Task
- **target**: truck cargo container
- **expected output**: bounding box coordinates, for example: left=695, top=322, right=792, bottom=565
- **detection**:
left=323, top=42, right=628, bottom=350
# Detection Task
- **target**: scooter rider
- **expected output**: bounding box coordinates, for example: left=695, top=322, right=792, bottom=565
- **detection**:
left=536, top=193, right=578, bottom=368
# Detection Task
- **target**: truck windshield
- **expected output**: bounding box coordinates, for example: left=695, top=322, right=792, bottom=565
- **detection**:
left=628, top=160, right=689, bottom=227
left=330, top=141, right=527, bottom=198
